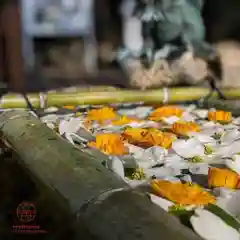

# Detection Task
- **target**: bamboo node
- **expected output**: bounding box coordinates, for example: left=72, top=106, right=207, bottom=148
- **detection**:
left=163, top=87, right=169, bottom=103
left=39, top=93, right=47, bottom=109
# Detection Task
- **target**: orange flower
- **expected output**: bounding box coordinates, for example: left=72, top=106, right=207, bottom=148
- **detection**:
left=208, top=110, right=232, bottom=123
left=171, top=121, right=200, bottom=136
left=88, top=133, right=127, bottom=155
left=63, top=105, right=75, bottom=110
left=110, top=115, right=141, bottom=126
left=151, top=180, right=216, bottom=206
left=86, top=107, right=117, bottom=124
left=236, top=178, right=240, bottom=189
left=122, top=128, right=175, bottom=149
left=148, top=106, right=183, bottom=121
left=208, top=168, right=239, bottom=189
left=83, top=119, right=91, bottom=130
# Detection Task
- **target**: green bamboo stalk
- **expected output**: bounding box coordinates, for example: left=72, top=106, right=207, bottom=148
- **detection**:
left=0, top=110, right=202, bottom=240
left=2, top=87, right=240, bottom=108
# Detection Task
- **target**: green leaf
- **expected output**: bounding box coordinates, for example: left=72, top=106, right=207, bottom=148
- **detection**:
left=169, top=208, right=195, bottom=229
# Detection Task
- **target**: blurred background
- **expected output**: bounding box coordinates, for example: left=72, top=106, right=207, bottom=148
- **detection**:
left=2, top=0, right=240, bottom=91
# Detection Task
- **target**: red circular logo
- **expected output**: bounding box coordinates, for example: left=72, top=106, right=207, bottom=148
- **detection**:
left=16, top=202, right=36, bottom=223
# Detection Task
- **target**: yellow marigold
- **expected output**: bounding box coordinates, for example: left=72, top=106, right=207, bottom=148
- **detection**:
left=208, top=110, right=232, bottom=123
left=86, top=107, right=117, bottom=124
left=83, top=119, right=91, bottom=130
left=151, top=180, right=216, bottom=206
left=148, top=106, right=183, bottom=121
left=122, top=128, right=175, bottom=149
left=208, top=168, right=239, bottom=189
left=111, top=115, right=141, bottom=126
left=88, top=133, right=127, bottom=155
left=236, top=179, right=240, bottom=189
left=171, top=121, right=200, bottom=136
left=63, top=105, right=75, bottom=110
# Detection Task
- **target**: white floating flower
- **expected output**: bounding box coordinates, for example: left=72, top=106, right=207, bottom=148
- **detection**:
left=164, top=154, right=209, bottom=175
left=171, top=138, right=205, bottom=159
left=233, top=116, right=240, bottom=126
left=126, top=144, right=168, bottom=169
left=144, top=166, right=181, bottom=179
left=188, top=163, right=210, bottom=175
left=220, top=129, right=240, bottom=145
left=216, top=190, right=240, bottom=220
left=201, top=121, right=224, bottom=137
left=194, top=109, right=208, bottom=119
left=59, top=117, right=84, bottom=135
left=214, top=141, right=240, bottom=158
left=41, top=114, right=59, bottom=123
left=117, top=106, right=153, bottom=119
left=149, top=194, right=173, bottom=212
left=190, top=208, right=240, bottom=240
left=188, top=132, right=216, bottom=144
left=161, top=116, right=180, bottom=125
left=59, top=117, right=86, bottom=144
left=181, top=111, right=197, bottom=122
left=225, top=155, right=240, bottom=175
left=106, top=156, right=125, bottom=179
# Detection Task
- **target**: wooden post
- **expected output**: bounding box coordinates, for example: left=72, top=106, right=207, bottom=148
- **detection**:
left=0, top=110, right=202, bottom=240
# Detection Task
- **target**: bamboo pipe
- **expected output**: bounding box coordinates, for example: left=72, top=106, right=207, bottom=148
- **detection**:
left=0, top=110, right=202, bottom=240
left=1, top=87, right=240, bottom=108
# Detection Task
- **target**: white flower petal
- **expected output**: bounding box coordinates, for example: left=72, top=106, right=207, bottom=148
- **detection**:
left=46, top=122, right=56, bottom=130
left=221, top=129, right=240, bottom=145
left=188, top=132, right=216, bottom=144
left=162, top=116, right=180, bottom=125
left=149, top=194, right=173, bottom=211
left=59, top=120, right=68, bottom=135
left=188, top=163, right=209, bottom=175
left=107, top=156, right=125, bottom=179
left=181, top=112, right=196, bottom=122
left=59, top=117, right=84, bottom=136
left=213, top=188, right=236, bottom=199
left=41, top=114, right=59, bottom=123
left=233, top=117, right=240, bottom=126
left=128, top=145, right=168, bottom=169
left=171, top=138, right=205, bottom=158
left=225, top=156, right=240, bottom=175
left=65, top=133, right=75, bottom=145
left=44, top=107, right=59, bottom=113
left=118, top=106, right=153, bottom=119
left=213, top=142, right=240, bottom=158
left=194, top=109, right=208, bottom=119
left=216, top=190, right=240, bottom=220
left=145, top=167, right=181, bottom=179
left=190, top=208, right=240, bottom=240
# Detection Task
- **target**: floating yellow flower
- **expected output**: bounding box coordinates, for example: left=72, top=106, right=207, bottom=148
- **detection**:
left=148, top=106, right=183, bottom=121
left=88, top=133, right=127, bottom=155
left=122, top=128, right=175, bottom=149
left=86, top=107, right=117, bottom=124
left=110, top=115, right=141, bottom=126
left=63, top=105, right=75, bottom=110
left=208, top=168, right=239, bottom=189
left=208, top=110, right=232, bottom=124
left=151, top=180, right=216, bottom=206
left=83, top=119, right=91, bottom=130
left=171, top=121, right=200, bottom=136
